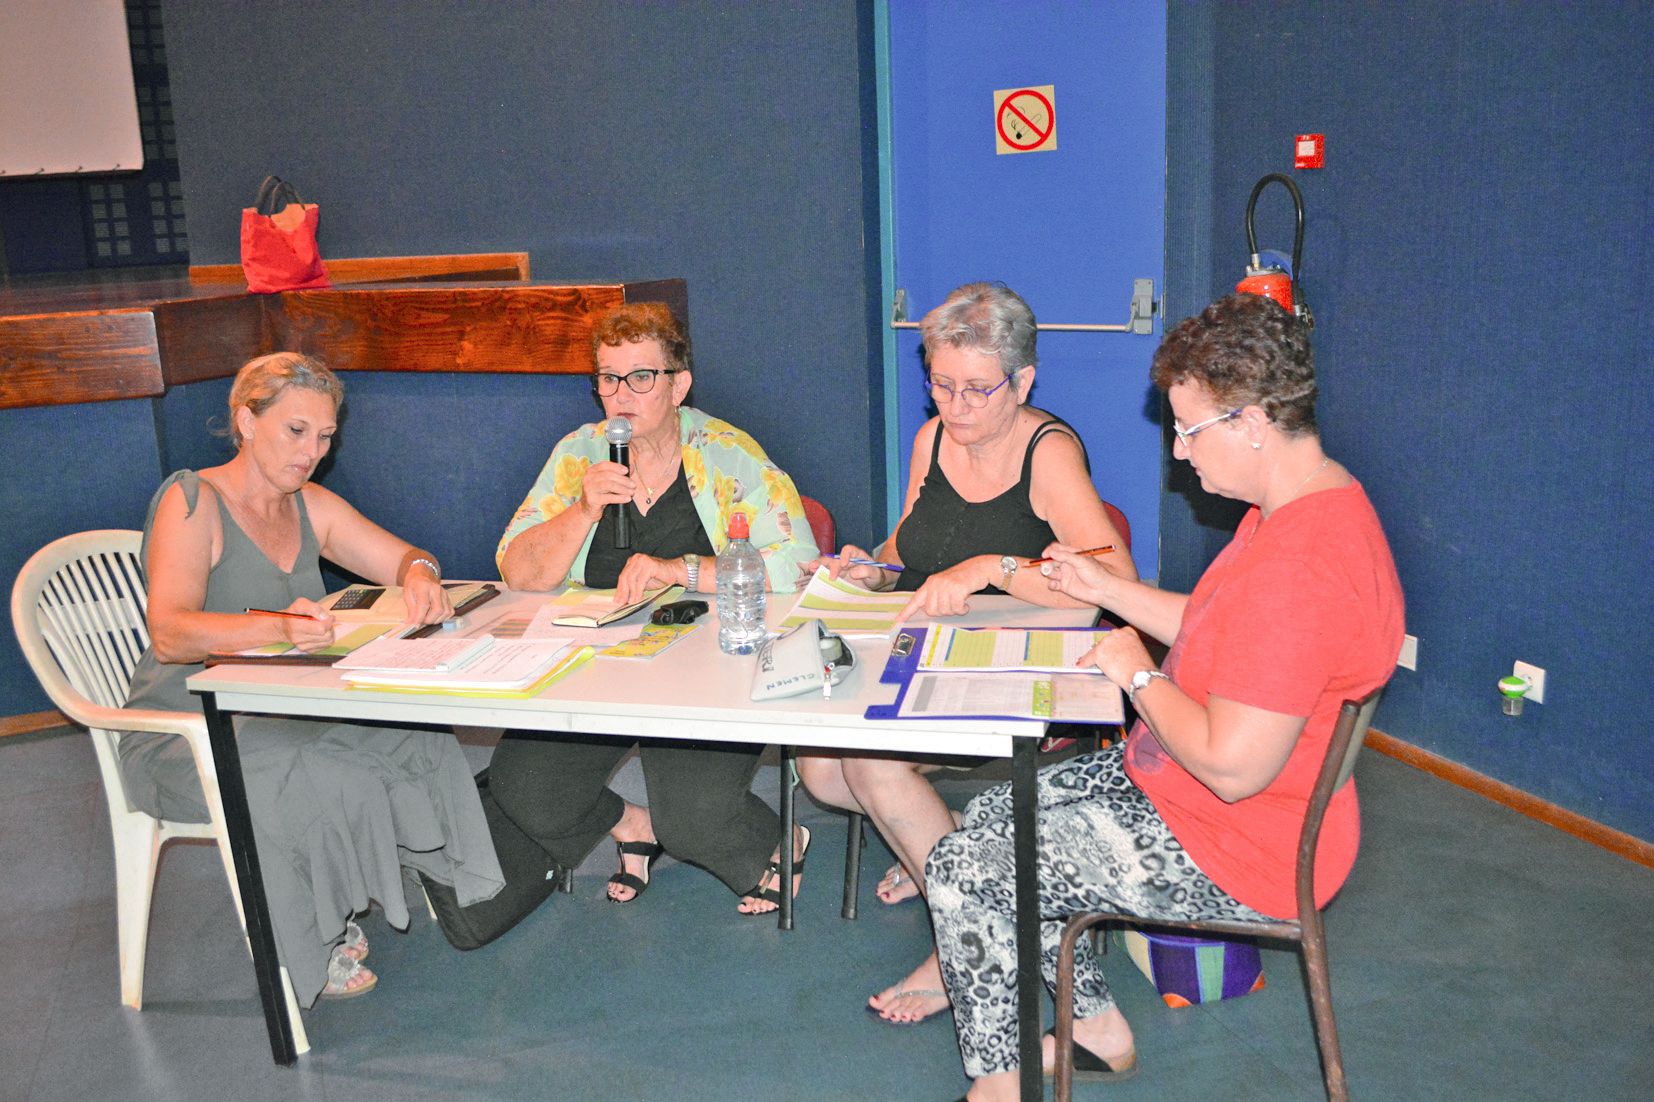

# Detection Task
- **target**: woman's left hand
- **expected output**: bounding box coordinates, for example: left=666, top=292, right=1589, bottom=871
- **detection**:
left=895, top=555, right=996, bottom=623
left=1079, top=625, right=1155, bottom=688
left=401, top=568, right=454, bottom=626
left=614, top=553, right=685, bottom=605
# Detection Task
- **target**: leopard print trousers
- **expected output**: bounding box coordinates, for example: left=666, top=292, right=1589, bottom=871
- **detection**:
left=924, top=742, right=1265, bottom=1078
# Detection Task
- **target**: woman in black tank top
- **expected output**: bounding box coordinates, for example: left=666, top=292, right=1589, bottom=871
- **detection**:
left=795, top=282, right=1136, bottom=1024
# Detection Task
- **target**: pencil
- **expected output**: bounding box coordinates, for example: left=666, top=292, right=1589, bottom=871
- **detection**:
left=245, top=607, right=327, bottom=620
left=1024, top=545, right=1115, bottom=567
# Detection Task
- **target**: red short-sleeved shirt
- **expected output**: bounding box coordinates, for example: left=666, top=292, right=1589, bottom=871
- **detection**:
left=1124, top=481, right=1404, bottom=919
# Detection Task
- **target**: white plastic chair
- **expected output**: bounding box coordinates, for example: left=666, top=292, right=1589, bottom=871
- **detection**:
left=10, top=529, right=310, bottom=1053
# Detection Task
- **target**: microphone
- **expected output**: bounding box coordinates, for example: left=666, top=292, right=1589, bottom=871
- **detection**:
left=604, top=416, right=633, bottom=548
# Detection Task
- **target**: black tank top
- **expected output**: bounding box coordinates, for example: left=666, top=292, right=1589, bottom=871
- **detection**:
left=583, top=465, right=715, bottom=588
left=893, top=417, right=1087, bottom=593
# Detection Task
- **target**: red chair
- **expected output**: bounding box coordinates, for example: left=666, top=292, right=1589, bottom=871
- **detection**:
left=799, top=494, right=836, bottom=556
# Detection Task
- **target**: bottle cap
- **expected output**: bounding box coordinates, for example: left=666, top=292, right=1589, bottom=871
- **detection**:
left=727, top=512, right=750, bottom=540
left=1497, top=675, right=1530, bottom=700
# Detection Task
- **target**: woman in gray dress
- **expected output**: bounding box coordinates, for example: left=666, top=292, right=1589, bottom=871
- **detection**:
left=120, top=352, right=503, bottom=1004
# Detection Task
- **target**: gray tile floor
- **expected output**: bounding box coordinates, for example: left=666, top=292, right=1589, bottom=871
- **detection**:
left=2, top=726, right=1650, bottom=1101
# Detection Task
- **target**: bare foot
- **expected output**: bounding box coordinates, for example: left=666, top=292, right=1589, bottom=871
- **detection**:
left=867, top=951, right=950, bottom=1024
left=874, top=862, right=921, bottom=905
left=737, top=824, right=811, bottom=915
left=606, top=802, right=660, bottom=903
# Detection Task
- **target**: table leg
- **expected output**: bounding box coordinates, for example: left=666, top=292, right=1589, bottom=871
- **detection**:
left=1012, top=735, right=1042, bottom=1101
left=778, top=746, right=796, bottom=931
left=842, top=811, right=864, bottom=920
left=199, top=692, right=296, bottom=1065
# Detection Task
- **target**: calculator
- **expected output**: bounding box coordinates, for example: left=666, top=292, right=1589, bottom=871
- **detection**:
left=330, top=586, right=384, bottom=611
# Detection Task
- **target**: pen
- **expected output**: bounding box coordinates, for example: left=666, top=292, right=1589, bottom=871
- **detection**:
left=246, top=607, right=328, bottom=620
left=833, top=555, right=905, bottom=572
left=1024, top=545, right=1116, bottom=567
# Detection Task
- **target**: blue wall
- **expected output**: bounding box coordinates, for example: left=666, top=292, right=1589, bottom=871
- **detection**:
left=1166, top=1, right=1653, bottom=841
left=885, top=1, right=1166, bottom=571
left=160, top=0, right=886, bottom=546
left=2, top=400, right=162, bottom=714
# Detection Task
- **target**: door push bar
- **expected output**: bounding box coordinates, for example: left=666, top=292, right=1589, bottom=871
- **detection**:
left=890, top=279, right=1157, bottom=335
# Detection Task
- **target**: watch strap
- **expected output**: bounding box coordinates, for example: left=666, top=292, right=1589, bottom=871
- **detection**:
left=683, top=554, right=700, bottom=591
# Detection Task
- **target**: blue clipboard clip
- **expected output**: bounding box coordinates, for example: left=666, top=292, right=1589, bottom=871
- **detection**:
left=880, top=627, right=926, bottom=684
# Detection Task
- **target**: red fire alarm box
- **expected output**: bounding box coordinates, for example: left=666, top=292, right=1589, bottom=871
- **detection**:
left=1294, top=134, right=1325, bottom=169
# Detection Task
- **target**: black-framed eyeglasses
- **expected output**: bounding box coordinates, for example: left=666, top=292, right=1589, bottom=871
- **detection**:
left=593, top=368, right=683, bottom=396
left=1171, top=407, right=1242, bottom=446
left=927, top=370, right=1017, bottom=409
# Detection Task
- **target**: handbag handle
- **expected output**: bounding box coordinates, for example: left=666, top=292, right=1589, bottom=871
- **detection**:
left=253, top=175, right=305, bottom=215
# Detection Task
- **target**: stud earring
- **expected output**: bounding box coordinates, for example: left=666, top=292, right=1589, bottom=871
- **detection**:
left=1251, top=441, right=1262, bottom=450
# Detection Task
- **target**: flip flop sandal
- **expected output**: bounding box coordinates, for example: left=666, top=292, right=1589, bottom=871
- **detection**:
left=739, top=825, right=811, bottom=915
left=607, top=840, right=664, bottom=903
left=320, top=945, right=378, bottom=1000
left=1043, top=1038, right=1139, bottom=1083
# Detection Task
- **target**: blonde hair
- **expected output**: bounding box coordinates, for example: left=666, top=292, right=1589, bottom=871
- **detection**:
left=225, top=353, right=344, bottom=448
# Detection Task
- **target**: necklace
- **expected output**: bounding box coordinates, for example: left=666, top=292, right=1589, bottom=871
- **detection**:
left=635, top=452, right=680, bottom=508
left=1276, top=456, right=1331, bottom=513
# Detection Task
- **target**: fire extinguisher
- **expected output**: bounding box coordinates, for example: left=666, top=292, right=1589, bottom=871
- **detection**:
left=1237, top=173, right=1313, bottom=328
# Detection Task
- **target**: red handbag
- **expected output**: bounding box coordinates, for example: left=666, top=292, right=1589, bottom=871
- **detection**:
left=239, top=176, right=332, bottom=293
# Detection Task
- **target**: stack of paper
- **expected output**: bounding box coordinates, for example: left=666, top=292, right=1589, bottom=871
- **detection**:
left=340, top=638, right=581, bottom=694
left=780, top=568, right=909, bottom=636
left=334, top=634, right=497, bottom=674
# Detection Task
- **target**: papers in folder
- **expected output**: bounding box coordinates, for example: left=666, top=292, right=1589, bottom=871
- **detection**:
left=879, top=625, right=1123, bottom=724
left=896, top=671, right=1123, bottom=724
left=780, top=567, right=909, bottom=636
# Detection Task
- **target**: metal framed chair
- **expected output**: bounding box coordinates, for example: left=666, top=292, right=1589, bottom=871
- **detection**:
left=1052, top=687, right=1386, bottom=1102
left=10, top=529, right=311, bottom=1053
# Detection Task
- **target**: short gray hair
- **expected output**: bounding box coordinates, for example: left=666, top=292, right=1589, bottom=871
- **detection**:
left=918, top=281, right=1038, bottom=376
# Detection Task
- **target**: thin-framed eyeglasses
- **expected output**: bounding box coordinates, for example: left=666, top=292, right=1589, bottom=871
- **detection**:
left=928, top=370, right=1017, bottom=409
left=593, top=368, right=683, bottom=396
left=1172, top=407, right=1243, bottom=446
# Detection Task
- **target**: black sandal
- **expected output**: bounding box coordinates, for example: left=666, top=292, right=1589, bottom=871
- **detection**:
left=739, top=825, right=810, bottom=915
left=606, top=840, right=663, bottom=903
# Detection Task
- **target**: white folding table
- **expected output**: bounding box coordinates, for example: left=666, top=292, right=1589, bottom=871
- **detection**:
left=189, top=590, right=1106, bottom=1100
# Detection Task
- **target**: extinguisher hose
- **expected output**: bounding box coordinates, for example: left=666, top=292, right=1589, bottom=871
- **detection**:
left=1244, top=173, right=1306, bottom=300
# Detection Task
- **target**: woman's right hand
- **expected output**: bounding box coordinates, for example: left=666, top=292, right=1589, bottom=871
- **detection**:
left=1040, top=542, right=1118, bottom=608
left=578, top=460, right=637, bottom=523
left=278, top=598, right=336, bottom=652
left=819, top=543, right=890, bottom=589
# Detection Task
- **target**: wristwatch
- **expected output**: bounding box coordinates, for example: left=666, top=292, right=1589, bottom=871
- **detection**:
left=683, top=553, right=700, bottom=591
left=999, top=555, right=1020, bottom=591
left=1128, top=668, right=1171, bottom=704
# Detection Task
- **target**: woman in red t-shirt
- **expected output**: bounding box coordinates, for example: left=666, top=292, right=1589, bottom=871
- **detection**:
left=927, top=293, right=1404, bottom=1101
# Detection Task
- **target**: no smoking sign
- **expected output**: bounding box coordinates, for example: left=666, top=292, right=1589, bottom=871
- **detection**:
left=994, top=85, right=1057, bottom=155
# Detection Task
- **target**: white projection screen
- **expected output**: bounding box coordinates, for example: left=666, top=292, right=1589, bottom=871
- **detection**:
left=0, top=0, right=143, bottom=177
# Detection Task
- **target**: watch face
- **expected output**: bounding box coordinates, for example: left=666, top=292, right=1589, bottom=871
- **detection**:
left=1001, top=555, right=1017, bottom=574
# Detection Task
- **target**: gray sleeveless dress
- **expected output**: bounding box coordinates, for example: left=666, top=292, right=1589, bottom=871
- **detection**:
left=120, top=471, right=504, bottom=1006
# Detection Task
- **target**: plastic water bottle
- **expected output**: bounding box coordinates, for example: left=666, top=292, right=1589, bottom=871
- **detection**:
left=717, top=512, right=767, bottom=655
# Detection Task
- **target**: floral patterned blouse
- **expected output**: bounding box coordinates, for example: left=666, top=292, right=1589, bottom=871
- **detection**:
left=496, top=405, right=819, bottom=591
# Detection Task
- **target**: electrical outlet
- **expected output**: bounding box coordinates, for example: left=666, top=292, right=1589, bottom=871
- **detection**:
left=1513, top=660, right=1546, bottom=705
left=1397, top=634, right=1418, bottom=671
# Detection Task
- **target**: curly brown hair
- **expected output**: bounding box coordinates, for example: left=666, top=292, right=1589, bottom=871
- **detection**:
left=1150, top=293, right=1318, bottom=436
left=590, top=302, right=690, bottom=374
